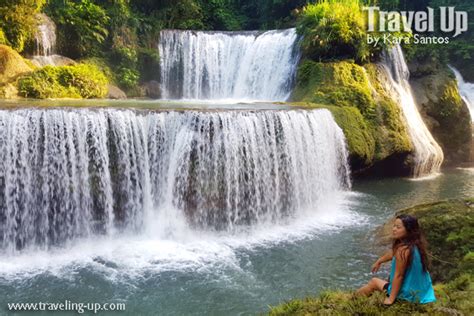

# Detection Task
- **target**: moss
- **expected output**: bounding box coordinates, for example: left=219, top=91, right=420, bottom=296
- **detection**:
left=17, top=64, right=108, bottom=99
left=410, top=64, right=472, bottom=164
left=0, top=44, right=32, bottom=85
left=270, top=275, right=473, bottom=316
left=291, top=60, right=375, bottom=116
left=427, top=79, right=471, bottom=163
left=291, top=60, right=412, bottom=171
left=0, top=28, right=6, bottom=45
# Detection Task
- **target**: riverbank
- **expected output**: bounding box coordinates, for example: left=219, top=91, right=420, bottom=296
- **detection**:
left=269, top=198, right=474, bottom=315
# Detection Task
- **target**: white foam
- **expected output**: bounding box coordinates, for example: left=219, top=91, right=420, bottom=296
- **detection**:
left=0, top=192, right=364, bottom=280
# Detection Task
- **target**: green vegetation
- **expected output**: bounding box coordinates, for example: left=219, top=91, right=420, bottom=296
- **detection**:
left=296, top=0, right=370, bottom=62
left=46, top=0, right=109, bottom=59
left=18, top=64, right=108, bottom=99
left=0, top=28, right=6, bottom=45
left=39, top=0, right=308, bottom=93
left=296, top=0, right=411, bottom=63
left=270, top=198, right=474, bottom=315
left=291, top=60, right=412, bottom=170
left=270, top=277, right=473, bottom=315
left=0, top=0, right=46, bottom=52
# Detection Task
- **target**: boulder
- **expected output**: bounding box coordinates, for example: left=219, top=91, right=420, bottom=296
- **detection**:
left=0, top=44, right=32, bottom=85
left=107, top=84, right=127, bottom=99
left=410, top=64, right=472, bottom=165
left=141, top=80, right=161, bottom=98
left=30, top=54, right=76, bottom=67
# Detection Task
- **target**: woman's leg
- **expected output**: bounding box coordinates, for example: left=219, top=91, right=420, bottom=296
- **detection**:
left=356, top=277, right=388, bottom=296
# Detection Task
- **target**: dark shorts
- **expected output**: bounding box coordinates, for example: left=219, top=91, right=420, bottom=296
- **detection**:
left=383, top=282, right=389, bottom=296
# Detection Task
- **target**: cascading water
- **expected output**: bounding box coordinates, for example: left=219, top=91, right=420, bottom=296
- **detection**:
left=381, top=45, right=444, bottom=177
left=159, top=29, right=300, bottom=101
left=450, top=66, right=474, bottom=122
left=0, top=108, right=350, bottom=253
left=31, top=14, right=75, bottom=67
left=34, top=13, right=56, bottom=57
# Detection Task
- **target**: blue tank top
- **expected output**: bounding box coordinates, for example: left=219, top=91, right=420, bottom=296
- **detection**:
left=387, top=246, right=436, bottom=303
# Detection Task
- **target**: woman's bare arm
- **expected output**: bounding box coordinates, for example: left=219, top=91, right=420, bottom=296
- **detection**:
left=385, top=247, right=409, bottom=304
left=371, top=250, right=393, bottom=273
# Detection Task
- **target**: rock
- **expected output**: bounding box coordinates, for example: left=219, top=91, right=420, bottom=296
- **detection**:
left=30, top=54, right=76, bottom=67
left=0, top=83, right=19, bottom=99
left=0, top=44, right=32, bottom=85
left=410, top=64, right=472, bottom=165
left=141, top=80, right=161, bottom=98
left=290, top=60, right=412, bottom=175
left=107, top=84, right=127, bottom=99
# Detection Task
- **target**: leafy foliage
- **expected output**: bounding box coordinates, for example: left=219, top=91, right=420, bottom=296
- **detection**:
left=18, top=64, right=108, bottom=99
left=296, top=0, right=371, bottom=62
left=46, top=0, right=110, bottom=58
left=0, top=0, right=46, bottom=52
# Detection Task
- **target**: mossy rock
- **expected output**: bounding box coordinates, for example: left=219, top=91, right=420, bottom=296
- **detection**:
left=17, top=64, right=108, bottom=99
left=410, top=64, right=472, bottom=165
left=0, top=44, right=32, bottom=85
left=291, top=60, right=375, bottom=115
left=392, top=198, right=474, bottom=283
left=290, top=60, right=412, bottom=174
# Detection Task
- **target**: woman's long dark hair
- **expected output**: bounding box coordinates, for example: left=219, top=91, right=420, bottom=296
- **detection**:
left=392, top=214, right=430, bottom=272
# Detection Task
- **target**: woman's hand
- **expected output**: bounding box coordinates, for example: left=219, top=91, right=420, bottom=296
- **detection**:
left=371, top=260, right=381, bottom=273
left=383, top=297, right=394, bottom=305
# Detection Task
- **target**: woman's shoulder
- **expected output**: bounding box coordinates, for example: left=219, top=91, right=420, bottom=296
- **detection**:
left=394, top=245, right=412, bottom=261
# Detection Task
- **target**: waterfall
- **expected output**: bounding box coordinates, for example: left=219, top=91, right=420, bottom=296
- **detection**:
left=31, top=14, right=75, bottom=67
left=34, top=13, right=56, bottom=56
left=449, top=66, right=474, bottom=122
left=381, top=45, right=444, bottom=177
left=158, top=29, right=300, bottom=101
left=0, top=108, right=350, bottom=253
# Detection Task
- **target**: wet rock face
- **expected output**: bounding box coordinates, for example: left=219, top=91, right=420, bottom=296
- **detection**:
left=409, top=64, right=472, bottom=165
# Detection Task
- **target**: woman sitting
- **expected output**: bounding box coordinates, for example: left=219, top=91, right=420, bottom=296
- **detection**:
left=356, top=214, right=436, bottom=305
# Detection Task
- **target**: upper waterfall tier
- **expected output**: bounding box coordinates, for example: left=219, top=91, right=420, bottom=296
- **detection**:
left=158, top=28, right=300, bottom=101
left=381, top=45, right=444, bottom=177
left=0, top=108, right=350, bottom=252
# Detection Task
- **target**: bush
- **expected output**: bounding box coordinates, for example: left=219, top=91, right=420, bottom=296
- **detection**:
left=296, top=0, right=411, bottom=63
left=46, top=0, right=109, bottom=58
left=296, top=0, right=370, bottom=62
left=0, top=0, right=46, bottom=52
left=18, top=64, right=108, bottom=99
